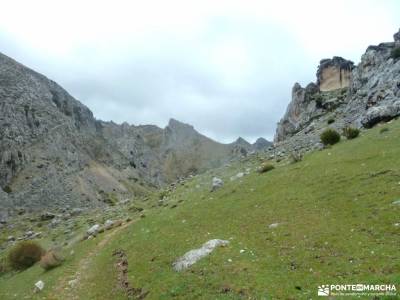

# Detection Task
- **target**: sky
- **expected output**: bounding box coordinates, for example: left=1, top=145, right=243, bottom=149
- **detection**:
left=0, top=0, right=399, bottom=143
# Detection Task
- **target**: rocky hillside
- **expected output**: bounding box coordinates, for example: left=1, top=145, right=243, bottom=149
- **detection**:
left=0, top=53, right=270, bottom=217
left=274, top=28, right=400, bottom=151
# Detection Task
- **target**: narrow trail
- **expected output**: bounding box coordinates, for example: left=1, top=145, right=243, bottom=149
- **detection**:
left=49, top=221, right=133, bottom=300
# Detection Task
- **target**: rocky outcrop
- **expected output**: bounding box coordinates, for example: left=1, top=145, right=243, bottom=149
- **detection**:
left=275, top=82, right=320, bottom=142
left=317, top=57, right=354, bottom=91
left=275, top=29, right=400, bottom=145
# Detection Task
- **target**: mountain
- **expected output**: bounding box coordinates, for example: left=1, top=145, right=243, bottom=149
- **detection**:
left=0, top=53, right=271, bottom=216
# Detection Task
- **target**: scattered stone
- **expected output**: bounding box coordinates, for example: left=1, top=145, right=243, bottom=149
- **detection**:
left=87, top=224, right=100, bottom=236
left=104, top=220, right=114, bottom=230
left=68, top=279, right=78, bottom=288
left=173, top=239, right=229, bottom=271
left=7, top=235, right=15, bottom=242
left=34, top=280, right=44, bottom=292
left=40, top=212, right=56, bottom=221
left=268, top=223, right=279, bottom=229
left=71, top=208, right=83, bottom=216
left=230, top=172, right=244, bottom=181
left=211, top=177, right=224, bottom=191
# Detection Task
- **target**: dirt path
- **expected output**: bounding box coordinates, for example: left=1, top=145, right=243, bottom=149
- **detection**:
left=49, top=221, right=133, bottom=300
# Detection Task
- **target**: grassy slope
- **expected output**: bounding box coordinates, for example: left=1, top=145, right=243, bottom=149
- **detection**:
left=1, top=120, right=400, bottom=299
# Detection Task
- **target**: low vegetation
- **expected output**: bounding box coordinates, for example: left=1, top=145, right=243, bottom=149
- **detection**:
left=342, top=126, right=360, bottom=139
left=327, top=117, right=335, bottom=124
left=380, top=127, right=389, bottom=134
left=391, top=47, right=400, bottom=59
left=320, top=128, right=341, bottom=145
left=8, top=241, right=44, bottom=270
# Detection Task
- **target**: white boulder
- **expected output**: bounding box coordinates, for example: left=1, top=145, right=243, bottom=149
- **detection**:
left=173, top=239, right=229, bottom=271
left=87, top=224, right=100, bottom=236
left=211, top=177, right=223, bottom=191
left=34, top=280, right=44, bottom=291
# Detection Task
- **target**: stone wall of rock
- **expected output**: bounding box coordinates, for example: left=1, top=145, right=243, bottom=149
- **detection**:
left=317, top=57, right=354, bottom=91
left=274, top=28, right=400, bottom=150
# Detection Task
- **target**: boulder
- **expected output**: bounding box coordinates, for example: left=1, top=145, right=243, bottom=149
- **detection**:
left=361, top=102, right=400, bottom=128
left=71, top=208, right=84, bottom=216
left=230, top=172, right=244, bottom=181
left=34, top=280, right=44, bottom=292
left=87, top=224, right=100, bottom=236
left=211, top=177, right=223, bottom=191
left=173, top=239, right=229, bottom=271
left=104, top=220, right=114, bottom=230
left=40, top=212, right=56, bottom=221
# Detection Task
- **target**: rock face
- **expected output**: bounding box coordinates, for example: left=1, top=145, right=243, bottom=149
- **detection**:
left=275, top=82, right=320, bottom=142
left=275, top=29, right=400, bottom=144
left=0, top=52, right=271, bottom=215
left=317, top=57, right=354, bottom=91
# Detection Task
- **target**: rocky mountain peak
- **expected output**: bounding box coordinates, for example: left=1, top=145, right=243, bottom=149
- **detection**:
left=253, top=137, right=272, bottom=150
left=234, top=137, right=251, bottom=146
left=166, top=118, right=196, bottom=134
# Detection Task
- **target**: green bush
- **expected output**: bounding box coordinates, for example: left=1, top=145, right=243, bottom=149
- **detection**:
left=314, top=94, right=323, bottom=107
left=343, top=127, right=360, bottom=139
left=391, top=47, right=400, bottom=59
left=8, top=241, right=45, bottom=270
left=327, top=118, right=335, bottom=124
left=3, top=186, right=12, bottom=193
left=320, top=129, right=341, bottom=146
left=258, top=163, right=275, bottom=173
left=0, top=256, right=10, bottom=274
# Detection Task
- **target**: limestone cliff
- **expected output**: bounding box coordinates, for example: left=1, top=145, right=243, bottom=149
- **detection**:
left=275, top=28, right=400, bottom=144
left=317, top=57, right=354, bottom=91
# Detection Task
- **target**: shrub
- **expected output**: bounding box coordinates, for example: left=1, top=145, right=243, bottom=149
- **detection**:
left=327, top=118, right=335, bottom=124
left=391, top=47, right=400, bottom=59
left=39, top=250, right=64, bottom=270
left=0, top=256, right=10, bottom=274
left=380, top=127, right=389, bottom=134
left=320, top=129, right=341, bottom=146
left=314, top=94, right=323, bottom=108
left=258, top=163, right=275, bottom=173
left=290, top=151, right=303, bottom=163
left=342, top=127, right=360, bottom=139
left=3, top=186, right=12, bottom=193
left=8, top=241, right=45, bottom=270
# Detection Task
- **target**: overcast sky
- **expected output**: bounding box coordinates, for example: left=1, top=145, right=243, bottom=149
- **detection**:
left=0, top=1, right=399, bottom=142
